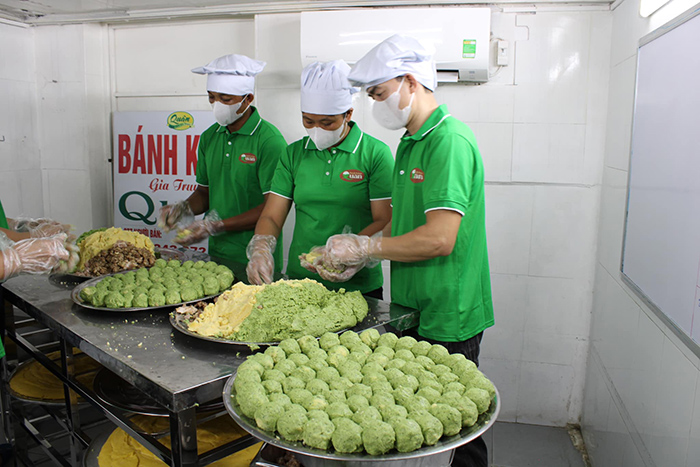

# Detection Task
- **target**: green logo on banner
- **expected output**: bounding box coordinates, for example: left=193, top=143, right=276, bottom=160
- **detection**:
left=462, top=40, right=476, bottom=59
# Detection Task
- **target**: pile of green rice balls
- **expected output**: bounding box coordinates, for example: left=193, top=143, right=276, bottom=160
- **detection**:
left=78, top=259, right=234, bottom=309
left=233, top=329, right=495, bottom=455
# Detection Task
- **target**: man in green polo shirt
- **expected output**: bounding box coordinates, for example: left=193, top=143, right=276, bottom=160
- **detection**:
left=246, top=60, right=392, bottom=296
left=158, top=54, right=286, bottom=267
left=323, top=35, right=493, bottom=467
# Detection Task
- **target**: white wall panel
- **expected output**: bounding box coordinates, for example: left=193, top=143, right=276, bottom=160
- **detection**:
left=582, top=0, right=700, bottom=465
left=113, top=20, right=254, bottom=96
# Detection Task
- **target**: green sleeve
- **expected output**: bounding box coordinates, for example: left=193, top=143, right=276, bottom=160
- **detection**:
left=195, top=137, right=209, bottom=187
left=0, top=199, right=8, bottom=230
left=258, top=134, right=287, bottom=194
left=422, top=133, right=476, bottom=214
left=368, top=144, right=394, bottom=201
left=269, top=145, right=295, bottom=199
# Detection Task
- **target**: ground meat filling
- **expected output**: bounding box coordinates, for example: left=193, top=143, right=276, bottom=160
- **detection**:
left=79, top=241, right=155, bottom=276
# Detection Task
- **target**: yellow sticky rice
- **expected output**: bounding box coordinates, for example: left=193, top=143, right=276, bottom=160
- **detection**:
left=77, top=227, right=154, bottom=270
left=187, top=282, right=264, bottom=337
left=98, top=415, right=261, bottom=467
left=10, top=350, right=102, bottom=401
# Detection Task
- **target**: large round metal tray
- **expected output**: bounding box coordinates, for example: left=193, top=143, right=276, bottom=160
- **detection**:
left=71, top=271, right=221, bottom=313
left=169, top=312, right=277, bottom=348
left=223, top=372, right=500, bottom=462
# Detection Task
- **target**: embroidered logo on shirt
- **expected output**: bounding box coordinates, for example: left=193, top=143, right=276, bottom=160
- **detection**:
left=239, top=153, right=257, bottom=164
left=410, top=168, right=425, bottom=183
left=340, top=170, right=365, bottom=182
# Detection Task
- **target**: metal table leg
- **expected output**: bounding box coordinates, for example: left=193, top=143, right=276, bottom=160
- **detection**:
left=169, top=406, right=198, bottom=466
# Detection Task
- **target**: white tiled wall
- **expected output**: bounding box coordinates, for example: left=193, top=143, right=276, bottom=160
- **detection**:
left=581, top=0, right=700, bottom=465
left=0, top=23, right=42, bottom=218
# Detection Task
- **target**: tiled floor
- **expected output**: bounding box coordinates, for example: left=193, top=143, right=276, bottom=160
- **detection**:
left=485, top=421, right=588, bottom=467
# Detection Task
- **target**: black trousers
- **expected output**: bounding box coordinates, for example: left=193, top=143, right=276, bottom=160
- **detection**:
left=401, top=328, right=488, bottom=467
left=362, top=287, right=383, bottom=300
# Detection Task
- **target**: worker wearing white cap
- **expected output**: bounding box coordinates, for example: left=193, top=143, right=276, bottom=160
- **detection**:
left=158, top=54, right=287, bottom=268
left=323, top=35, right=493, bottom=466
left=246, top=60, right=393, bottom=298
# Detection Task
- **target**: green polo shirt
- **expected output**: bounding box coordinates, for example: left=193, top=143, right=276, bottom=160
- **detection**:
left=271, top=122, right=393, bottom=293
left=0, top=199, right=8, bottom=229
left=196, top=107, right=286, bottom=267
left=391, top=105, right=494, bottom=342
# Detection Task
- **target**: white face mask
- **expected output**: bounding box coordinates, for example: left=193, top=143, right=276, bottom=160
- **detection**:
left=371, top=78, right=414, bottom=130
left=306, top=120, right=347, bottom=150
left=212, top=95, right=248, bottom=126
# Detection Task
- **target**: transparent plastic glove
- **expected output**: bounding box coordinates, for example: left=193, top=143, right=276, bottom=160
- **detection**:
left=2, top=234, right=70, bottom=281
left=172, top=211, right=223, bottom=246
left=318, top=232, right=382, bottom=283
left=299, top=246, right=326, bottom=274
left=158, top=200, right=195, bottom=233
left=29, top=222, right=75, bottom=241
left=246, top=234, right=277, bottom=285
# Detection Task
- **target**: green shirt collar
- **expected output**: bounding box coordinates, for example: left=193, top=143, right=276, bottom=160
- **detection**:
left=402, top=104, right=452, bottom=142
left=304, top=121, right=364, bottom=154
left=215, top=106, right=263, bottom=136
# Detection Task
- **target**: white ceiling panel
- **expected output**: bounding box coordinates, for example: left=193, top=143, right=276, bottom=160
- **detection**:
left=0, top=0, right=612, bottom=24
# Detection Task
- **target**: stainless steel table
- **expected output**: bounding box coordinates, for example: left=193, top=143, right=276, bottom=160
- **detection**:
left=0, top=273, right=418, bottom=466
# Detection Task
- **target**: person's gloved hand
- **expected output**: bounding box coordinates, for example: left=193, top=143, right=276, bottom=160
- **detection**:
left=321, top=232, right=383, bottom=283
left=299, top=246, right=326, bottom=274
left=2, top=234, right=70, bottom=280
left=29, top=222, right=74, bottom=240
left=246, top=234, right=277, bottom=285
left=158, top=201, right=194, bottom=233
left=172, top=211, right=223, bottom=246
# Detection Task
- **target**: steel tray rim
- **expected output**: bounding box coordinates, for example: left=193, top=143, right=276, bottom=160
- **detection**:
left=222, top=370, right=500, bottom=462
left=169, top=312, right=277, bottom=347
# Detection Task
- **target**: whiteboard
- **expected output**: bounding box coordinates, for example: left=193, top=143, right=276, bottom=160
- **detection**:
left=621, top=7, right=700, bottom=351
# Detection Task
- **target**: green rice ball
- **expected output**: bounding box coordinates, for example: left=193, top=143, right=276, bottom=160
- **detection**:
left=347, top=395, right=369, bottom=413
left=376, top=332, right=399, bottom=349
left=104, top=292, right=125, bottom=308
left=316, top=367, right=340, bottom=384
left=264, top=346, right=286, bottom=364
left=262, top=380, right=283, bottom=394
left=362, top=420, right=395, bottom=455
left=408, top=410, right=443, bottom=445
left=332, top=418, right=363, bottom=453
left=254, top=402, right=284, bottom=432
left=133, top=293, right=148, bottom=308
left=389, top=417, right=423, bottom=453
left=319, top=332, right=341, bottom=350
left=279, top=338, right=301, bottom=355
left=165, top=290, right=181, bottom=305
left=274, top=359, right=297, bottom=376
left=359, top=328, right=381, bottom=349
left=429, top=403, right=462, bottom=436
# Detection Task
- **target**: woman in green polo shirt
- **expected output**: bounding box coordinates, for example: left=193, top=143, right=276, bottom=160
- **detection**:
left=246, top=60, right=393, bottom=299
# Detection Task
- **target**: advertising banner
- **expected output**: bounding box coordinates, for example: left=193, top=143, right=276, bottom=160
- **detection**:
left=112, top=111, right=215, bottom=253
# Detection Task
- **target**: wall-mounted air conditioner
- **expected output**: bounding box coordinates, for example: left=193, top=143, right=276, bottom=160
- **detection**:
left=300, top=7, right=491, bottom=83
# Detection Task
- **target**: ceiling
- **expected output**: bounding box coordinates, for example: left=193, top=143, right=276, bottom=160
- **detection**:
left=0, top=0, right=612, bottom=24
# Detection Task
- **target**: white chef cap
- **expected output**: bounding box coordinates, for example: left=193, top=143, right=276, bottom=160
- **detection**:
left=300, top=60, right=359, bottom=115
left=348, top=34, right=437, bottom=91
left=191, top=54, right=266, bottom=96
